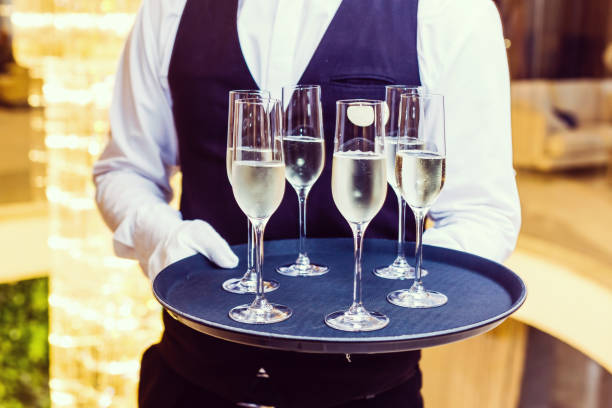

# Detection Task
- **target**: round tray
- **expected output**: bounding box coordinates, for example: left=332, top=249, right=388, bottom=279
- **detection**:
left=153, top=238, right=526, bottom=354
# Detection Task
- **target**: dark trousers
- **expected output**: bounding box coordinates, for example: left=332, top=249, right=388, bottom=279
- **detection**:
left=139, top=344, right=424, bottom=408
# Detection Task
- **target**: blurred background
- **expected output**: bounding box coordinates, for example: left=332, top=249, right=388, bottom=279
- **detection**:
left=0, top=0, right=610, bottom=407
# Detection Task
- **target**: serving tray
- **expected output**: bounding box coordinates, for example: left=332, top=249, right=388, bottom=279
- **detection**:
left=153, top=238, right=526, bottom=354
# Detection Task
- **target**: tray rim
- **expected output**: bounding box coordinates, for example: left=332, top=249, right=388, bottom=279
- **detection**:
left=153, top=238, right=527, bottom=354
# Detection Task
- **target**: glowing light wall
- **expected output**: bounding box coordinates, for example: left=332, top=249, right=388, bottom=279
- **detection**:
left=11, top=1, right=164, bottom=406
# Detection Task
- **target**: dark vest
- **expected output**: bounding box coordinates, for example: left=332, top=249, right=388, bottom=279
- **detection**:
left=163, top=0, right=422, bottom=406
left=169, top=0, right=419, bottom=243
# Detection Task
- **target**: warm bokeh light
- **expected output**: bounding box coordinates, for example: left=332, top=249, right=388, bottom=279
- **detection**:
left=8, top=1, right=163, bottom=406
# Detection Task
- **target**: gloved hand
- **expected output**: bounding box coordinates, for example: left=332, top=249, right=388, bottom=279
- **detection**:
left=113, top=202, right=239, bottom=281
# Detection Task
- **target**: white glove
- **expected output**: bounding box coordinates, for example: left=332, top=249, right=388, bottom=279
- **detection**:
left=113, top=202, right=239, bottom=281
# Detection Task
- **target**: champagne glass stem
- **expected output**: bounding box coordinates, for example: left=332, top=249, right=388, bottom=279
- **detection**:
left=413, top=209, right=426, bottom=286
left=397, top=194, right=407, bottom=260
left=224, top=217, right=279, bottom=294
left=277, top=185, right=326, bottom=277
left=231, top=217, right=290, bottom=323
left=296, top=188, right=309, bottom=265
left=252, top=220, right=266, bottom=305
left=247, top=219, right=254, bottom=272
left=350, top=222, right=367, bottom=311
left=388, top=205, right=447, bottom=308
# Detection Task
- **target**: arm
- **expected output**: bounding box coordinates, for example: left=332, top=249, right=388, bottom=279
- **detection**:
left=419, top=0, right=521, bottom=263
left=93, top=0, right=237, bottom=280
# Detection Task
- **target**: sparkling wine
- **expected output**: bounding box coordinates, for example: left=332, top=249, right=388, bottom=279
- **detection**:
left=331, top=151, right=387, bottom=224
left=384, top=138, right=425, bottom=192
left=226, top=147, right=233, bottom=183
left=384, top=138, right=399, bottom=191
left=283, top=135, right=325, bottom=190
left=231, top=161, right=285, bottom=220
left=396, top=151, right=445, bottom=209
left=227, top=147, right=275, bottom=184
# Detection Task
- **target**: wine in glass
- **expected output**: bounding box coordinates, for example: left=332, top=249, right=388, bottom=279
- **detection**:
left=229, top=97, right=292, bottom=323
left=325, top=99, right=389, bottom=332
left=276, top=85, right=329, bottom=277
left=387, top=93, right=448, bottom=308
left=223, top=89, right=279, bottom=294
left=374, top=85, right=427, bottom=280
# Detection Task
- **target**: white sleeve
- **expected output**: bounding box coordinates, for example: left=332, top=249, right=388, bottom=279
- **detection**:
left=418, top=0, right=521, bottom=263
left=93, top=0, right=185, bottom=261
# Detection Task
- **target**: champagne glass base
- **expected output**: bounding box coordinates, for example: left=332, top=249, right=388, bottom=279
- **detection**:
left=387, top=288, right=447, bottom=308
left=229, top=303, right=292, bottom=324
left=373, top=263, right=428, bottom=280
left=276, top=263, right=329, bottom=277
left=222, top=277, right=279, bottom=294
left=325, top=308, right=389, bottom=332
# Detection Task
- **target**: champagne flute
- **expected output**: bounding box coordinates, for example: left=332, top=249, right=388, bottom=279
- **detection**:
left=276, top=85, right=329, bottom=277
left=229, top=97, right=292, bottom=323
left=325, top=99, right=389, bottom=332
left=374, top=85, right=427, bottom=280
left=223, top=90, right=279, bottom=294
left=387, top=93, right=448, bottom=308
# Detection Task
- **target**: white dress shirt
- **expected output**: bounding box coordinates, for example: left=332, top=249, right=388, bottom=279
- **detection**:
left=93, top=0, right=521, bottom=279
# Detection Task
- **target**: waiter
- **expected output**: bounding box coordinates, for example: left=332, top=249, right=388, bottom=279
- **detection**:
left=94, top=0, right=521, bottom=406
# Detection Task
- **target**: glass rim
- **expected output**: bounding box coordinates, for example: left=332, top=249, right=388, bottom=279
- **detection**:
left=282, top=84, right=321, bottom=91
left=336, top=98, right=384, bottom=106
left=399, top=91, right=444, bottom=99
left=234, top=96, right=281, bottom=105
left=229, top=89, right=270, bottom=95
left=385, top=84, right=422, bottom=90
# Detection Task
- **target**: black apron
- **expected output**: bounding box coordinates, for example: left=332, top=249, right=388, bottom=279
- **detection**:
left=146, top=0, right=423, bottom=406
